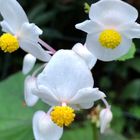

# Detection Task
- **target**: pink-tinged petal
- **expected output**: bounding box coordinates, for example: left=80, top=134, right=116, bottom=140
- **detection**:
left=33, top=110, right=63, bottom=140
left=24, top=76, right=39, bottom=106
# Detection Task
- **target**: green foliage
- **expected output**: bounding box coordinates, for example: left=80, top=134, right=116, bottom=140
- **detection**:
left=117, top=43, right=136, bottom=61
left=84, top=3, right=90, bottom=13
left=0, top=72, right=48, bottom=140
left=122, top=79, right=140, bottom=100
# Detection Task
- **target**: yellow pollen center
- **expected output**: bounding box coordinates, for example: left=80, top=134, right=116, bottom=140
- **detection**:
left=0, top=33, right=19, bottom=53
left=50, top=106, right=75, bottom=127
left=99, top=29, right=122, bottom=49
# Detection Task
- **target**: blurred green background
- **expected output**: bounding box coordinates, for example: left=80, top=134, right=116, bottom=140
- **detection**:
left=0, top=0, right=140, bottom=140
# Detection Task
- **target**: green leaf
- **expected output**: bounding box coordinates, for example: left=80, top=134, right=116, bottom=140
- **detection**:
left=111, top=106, right=125, bottom=133
left=0, top=72, right=48, bottom=140
left=117, top=43, right=136, bottom=61
left=126, top=57, right=140, bottom=73
left=129, top=106, right=140, bottom=119
left=122, top=79, right=140, bottom=100
left=62, top=123, right=127, bottom=140
left=84, top=3, right=90, bottom=13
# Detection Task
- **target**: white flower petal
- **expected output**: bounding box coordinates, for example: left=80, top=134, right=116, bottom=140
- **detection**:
left=100, top=108, right=113, bottom=133
left=86, top=33, right=132, bottom=61
left=19, top=22, right=42, bottom=42
left=0, top=0, right=28, bottom=32
left=75, top=20, right=103, bottom=34
left=22, top=54, right=36, bottom=75
left=37, top=50, right=93, bottom=101
left=33, top=111, right=63, bottom=140
left=70, top=88, right=106, bottom=109
left=24, top=76, right=39, bottom=106
left=89, top=0, right=138, bottom=27
left=19, top=40, right=51, bottom=62
left=72, top=43, right=97, bottom=69
left=0, top=20, right=14, bottom=34
left=119, top=23, right=140, bottom=39
left=33, top=85, right=59, bottom=106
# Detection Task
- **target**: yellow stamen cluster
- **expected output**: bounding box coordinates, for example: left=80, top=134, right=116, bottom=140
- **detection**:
left=99, top=29, right=122, bottom=49
left=0, top=33, right=19, bottom=53
left=51, top=106, right=75, bottom=127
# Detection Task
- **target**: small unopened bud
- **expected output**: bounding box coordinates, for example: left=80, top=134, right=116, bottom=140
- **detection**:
left=99, top=108, right=113, bottom=133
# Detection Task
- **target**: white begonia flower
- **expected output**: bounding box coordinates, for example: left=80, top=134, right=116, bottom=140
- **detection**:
left=33, top=110, right=63, bottom=140
left=28, top=49, right=106, bottom=128
left=0, top=0, right=51, bottom=62
left=72, top=43, right=97, bottom=69
left=99, top=108, right=113, bottom=133
left=76, top=0, right=140, bottom=61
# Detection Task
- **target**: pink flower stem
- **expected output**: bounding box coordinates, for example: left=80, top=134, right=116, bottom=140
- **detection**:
left=39, top=38, right=56, bottom=54
left=101, top=98, right=110, bottom=109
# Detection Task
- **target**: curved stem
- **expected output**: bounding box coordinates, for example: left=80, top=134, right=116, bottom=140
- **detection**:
left=101, top=98, right=110, bottom=109
left=39, top=38, right=56, bottom=54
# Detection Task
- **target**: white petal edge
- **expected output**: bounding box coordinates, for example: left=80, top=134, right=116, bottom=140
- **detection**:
left=99, top=108, right=113, bottom=133
left=33, top=85, right=59, bottom=106
left=72, top=43, right=97, bottom=69
left=19, top=22, right=43, bottom=42
left=24, top=76, right=39, bottom=106
left=70, top=87, right=106, bottom=109
left=89, top=0, right=138, bottom=27
left=119, top=22, right=140, bottom=39
left=33, top=110, right=63, bottom=140
left=0, top=0, right=28, bottom=32
left=19, top=40, right=51, bottom=62
left=22, top=54, right=36, bottom=75
left=0, top=20, right=14, bottom=34
left=86, top=33, right=132, bottom=61
left=75, top=20, right=103, bottom=34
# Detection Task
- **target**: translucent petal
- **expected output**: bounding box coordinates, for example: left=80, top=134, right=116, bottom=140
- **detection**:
left=24, top=76, right=39, bottom=106
left=33, top=111, right=63, bottom=140
left=100, top=108, right=113, bottom=133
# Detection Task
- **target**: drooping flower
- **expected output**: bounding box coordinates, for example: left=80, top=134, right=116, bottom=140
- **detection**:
left=76, top=0, right=140, bottom=61
left=24, top=49, right=105, bottom=139
left=33, top=110, right=63, bottom=140
left=99, top=108, right=113, bottom=133
left=25, top=49, right=105, bottom=109
left=0, top=0, right=51, bottom=72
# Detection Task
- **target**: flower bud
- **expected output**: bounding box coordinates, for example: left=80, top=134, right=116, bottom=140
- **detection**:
left=99, top=108, right=113, bottom=133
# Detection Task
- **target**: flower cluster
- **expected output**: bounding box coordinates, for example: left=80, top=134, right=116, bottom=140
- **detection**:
left=0, top=0, right=140, bottom=140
